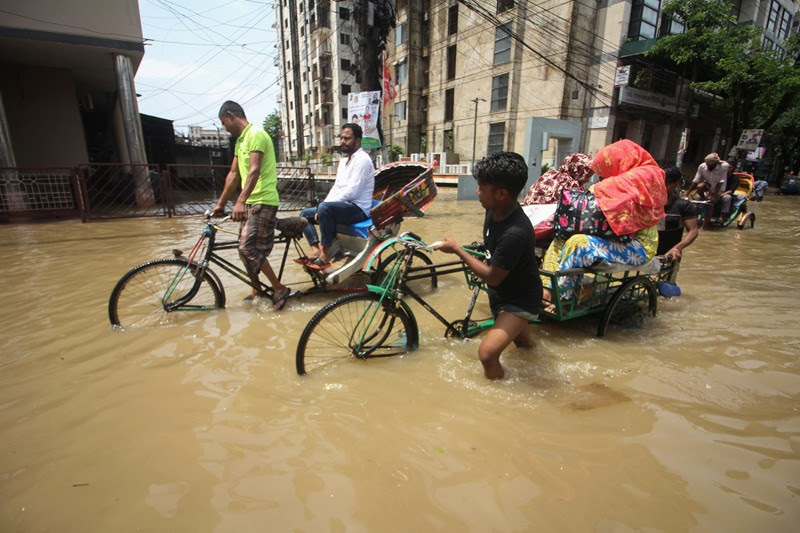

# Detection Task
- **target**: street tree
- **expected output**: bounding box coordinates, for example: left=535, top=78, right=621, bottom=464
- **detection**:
left=262, top=110, right=281, bottom=161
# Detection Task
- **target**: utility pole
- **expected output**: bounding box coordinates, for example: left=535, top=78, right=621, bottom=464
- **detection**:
left=471, top=97, right=485, bottom=167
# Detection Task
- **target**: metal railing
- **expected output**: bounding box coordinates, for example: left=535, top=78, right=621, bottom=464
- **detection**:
left=78, top=163, right=166, bottom=221
left=0, top=166, right=82, bottom=222
left=0, top=163, right=317, bottom=222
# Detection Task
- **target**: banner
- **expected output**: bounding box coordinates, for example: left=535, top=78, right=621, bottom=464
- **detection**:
left=736, top=129, right=764, bottom=151
left=381, top=51, right=396, bottom=110
left=347, top=91, right=381, bottom=150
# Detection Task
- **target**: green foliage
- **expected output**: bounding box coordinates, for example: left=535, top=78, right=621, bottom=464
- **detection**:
left=540, top=162, right=551, bottom=174
left=262, top=110, right=281, bottom=160
left=648, top=0, right=800, bottom=137
left=389, top=144, right=404, bottom=162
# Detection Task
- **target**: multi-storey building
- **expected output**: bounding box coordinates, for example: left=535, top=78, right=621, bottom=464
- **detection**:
left=188, top=125, right=231, bottom=148
left=389, top=0, right=600, bottom=169
left=275, top=0, right=363, bottom=160
left=588, top=0, right=800, bottom=166
left=275, top=0, right=799, bottom=172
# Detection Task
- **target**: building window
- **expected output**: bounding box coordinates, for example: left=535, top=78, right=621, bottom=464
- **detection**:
left=444, top=88, right=454, bottom=121
left=448, top=5, right=458, bottom=36
left=658, top=14, right=684, bottom=37
left=627, top=0, right=659, bottom=41
left=340, top=32, right=351, bottom=45
left=444, top=129, right=454, bottom=152
left=497, top=0, right=514, bottom=14
left=395, top=101, right=407, bottom=120
left=339, top=7, right=350, bottom=20
left=493, top=23, right=512, bottom=65
left=342, top=84, right=351, bottom=95
left=490, top=73, right=509, bottom=112
left=397, top=59, right=408, bottom=84
left=396, top=22, right=408, bottom=46
left=487, top=123, right=505, bottom=155
left=767, top=0, right=792, bottom=41
left=340, top=58, right=351, bottom=71
left=342, top=107, right=348, bottom=120
left=302, top=72, right=307, bottom=82
left=447, top=45, right=457, bottom=80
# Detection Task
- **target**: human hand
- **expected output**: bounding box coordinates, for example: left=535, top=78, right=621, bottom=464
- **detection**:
left=665, top=247, right=682, bottom=262
left=434, top=236, right=460, bottom=254
left=231, top=201, right=247, bottom=222
left=210, top=204, right=226, bottom=218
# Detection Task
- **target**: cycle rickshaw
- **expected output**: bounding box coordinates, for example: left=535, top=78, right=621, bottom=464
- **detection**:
left=108, top=162, right=437, bottom=329
left=294, top=229, right=678, bottom=375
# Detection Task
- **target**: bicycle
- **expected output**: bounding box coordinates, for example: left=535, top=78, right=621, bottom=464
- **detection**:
left=295, top=231, right=672, bottom=374
left=295, top=232, right=489, bottom=375
left=107, top=212, right=305, bottom=329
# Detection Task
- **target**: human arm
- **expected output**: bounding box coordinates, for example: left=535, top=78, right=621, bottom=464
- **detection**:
left=665, top=217, right=699, bottom=262
left=227, top=150, right=265, bottom=221
left=435, top=236, right=510, bottom=287
left=211, top=157, right=240, bottom=217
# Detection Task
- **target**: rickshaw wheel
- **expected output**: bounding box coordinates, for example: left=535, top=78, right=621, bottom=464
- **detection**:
left=597, top=276, right=657, bottom=337
left=737, top=212, right=755, bottom=229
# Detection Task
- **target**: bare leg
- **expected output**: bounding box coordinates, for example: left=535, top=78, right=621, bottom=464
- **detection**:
left=477, top=311, right=531, bottom=380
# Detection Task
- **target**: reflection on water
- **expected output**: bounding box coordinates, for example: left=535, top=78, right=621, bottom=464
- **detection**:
left=1, top=189, right=799, bottom=530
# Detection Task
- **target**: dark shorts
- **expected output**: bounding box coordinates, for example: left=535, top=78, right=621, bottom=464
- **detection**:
left=238, top=204, right=278, bottom=275
left=491, top=302, right=539, bottom=322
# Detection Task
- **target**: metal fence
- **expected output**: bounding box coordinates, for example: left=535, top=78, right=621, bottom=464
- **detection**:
left=0, top=167, right=83, bottom=222
left=0, top=163, right=317, bottom=222
left=78, top=163, right=166, bottom=220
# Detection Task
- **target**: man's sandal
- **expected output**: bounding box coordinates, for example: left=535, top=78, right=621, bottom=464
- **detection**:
left=306, top=258, right=331, bottom=271
left=272, top=289, right=290, bottom=311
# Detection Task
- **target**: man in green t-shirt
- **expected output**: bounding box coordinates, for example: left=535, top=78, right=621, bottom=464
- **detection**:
left=211, top=101, right=290, bottom=310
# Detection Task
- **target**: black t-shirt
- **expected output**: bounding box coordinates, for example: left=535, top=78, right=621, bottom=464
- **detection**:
left=658, top=196, right=699, bottom=255
left=664, top=196, right=699, bottom=219
left=483, top=205, right=543, bottom=315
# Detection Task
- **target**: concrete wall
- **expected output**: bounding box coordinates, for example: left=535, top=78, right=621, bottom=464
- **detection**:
left=0, top=66, right=89, bottom=167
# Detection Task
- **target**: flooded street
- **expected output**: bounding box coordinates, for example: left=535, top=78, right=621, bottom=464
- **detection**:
left=1, top=188, right=799, bottom=531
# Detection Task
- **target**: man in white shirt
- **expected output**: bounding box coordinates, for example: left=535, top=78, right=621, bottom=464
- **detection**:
left=685, top=152, right=729, bottom=229
left=300, top=123, right=375, bottom=269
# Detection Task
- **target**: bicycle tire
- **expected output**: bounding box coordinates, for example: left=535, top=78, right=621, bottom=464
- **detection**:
left=372, top=249, right=438, bottom=291
left=109, top=258, right=225, bottom=329
left=296, top=292, right=419, bottom=375
left=596, top=276, right=657, bottom=337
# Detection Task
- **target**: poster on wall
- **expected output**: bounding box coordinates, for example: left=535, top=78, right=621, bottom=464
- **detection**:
left=347, top=91, right=382, bottom=150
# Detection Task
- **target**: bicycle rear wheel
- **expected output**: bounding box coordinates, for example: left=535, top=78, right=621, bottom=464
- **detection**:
left=109, top=258, right=225, bottom=329
left=296, top=292, right=419, bottom=375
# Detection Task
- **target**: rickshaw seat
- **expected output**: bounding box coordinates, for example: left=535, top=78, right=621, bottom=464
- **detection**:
left=335, top=200, right=380, bottom=239
left=587, top=257, right=662, bottom=275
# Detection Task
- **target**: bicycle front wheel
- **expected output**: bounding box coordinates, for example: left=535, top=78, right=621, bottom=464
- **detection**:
left=109, top=258, right=225, bottom=329
left=296, top=292, right=419, bottom=375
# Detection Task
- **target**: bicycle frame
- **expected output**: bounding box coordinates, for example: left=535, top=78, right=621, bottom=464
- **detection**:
left=360, top=233, right=495, bottom=340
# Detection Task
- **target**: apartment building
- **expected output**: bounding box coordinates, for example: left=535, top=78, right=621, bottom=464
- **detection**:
left=389, top=0, right=600, bottom=169
left=587, top=0, right=800, bottom=164
left=275, top=0, right=363, bottom=159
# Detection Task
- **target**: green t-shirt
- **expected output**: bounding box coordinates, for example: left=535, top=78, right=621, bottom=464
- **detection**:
left=235, top=123, right=279, bottom=206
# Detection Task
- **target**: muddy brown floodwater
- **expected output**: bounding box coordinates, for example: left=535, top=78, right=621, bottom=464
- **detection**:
left=1, top=188, right=799, bottom=531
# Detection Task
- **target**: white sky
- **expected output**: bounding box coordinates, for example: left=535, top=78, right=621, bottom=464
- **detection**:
left=135, top=0, right=280, bottom=132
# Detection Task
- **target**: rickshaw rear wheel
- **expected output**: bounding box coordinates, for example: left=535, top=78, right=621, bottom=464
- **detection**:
left=597, top=276, right=657, bottom=337
left=737, top=212, right=755, bottom=229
